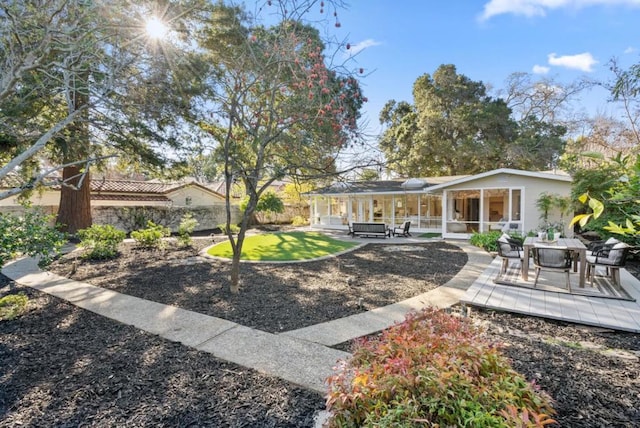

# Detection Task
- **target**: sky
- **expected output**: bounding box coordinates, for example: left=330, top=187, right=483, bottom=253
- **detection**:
left=324, top=0, right=640, bottom=136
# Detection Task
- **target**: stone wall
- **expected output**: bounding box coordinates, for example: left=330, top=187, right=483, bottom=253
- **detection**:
left=91, top=204, right=241, bottom=233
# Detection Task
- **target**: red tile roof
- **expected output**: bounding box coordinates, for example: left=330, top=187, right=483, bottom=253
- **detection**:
left=90, top=179, right=172, bottom=194
left=91, top=194, right=171, bottom=202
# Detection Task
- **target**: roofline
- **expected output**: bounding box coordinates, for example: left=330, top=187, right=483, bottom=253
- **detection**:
left=164, top=182, right=225, bottom=199
left=423, top=168, right=572, bottom=192
left=305, top=189, right=427, bottom=197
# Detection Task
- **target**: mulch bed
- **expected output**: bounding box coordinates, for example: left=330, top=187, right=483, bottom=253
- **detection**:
left=47, top=240, right=467, bottom=333
left=2, top=237, right=640, bottom=427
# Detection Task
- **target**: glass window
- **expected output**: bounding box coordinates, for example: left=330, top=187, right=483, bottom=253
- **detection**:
left=511, top=189, right=522, bottom=221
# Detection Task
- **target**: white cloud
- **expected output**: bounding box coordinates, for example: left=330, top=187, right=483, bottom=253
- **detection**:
left=480, top=0, right=640, bottom=21
left=347, top=39, right=382, bottom=56
left=548, top=52, right=598, bottom=72
left=532, top=64, right=550, bottom=74
left=624, top=46, right=637, bottom=54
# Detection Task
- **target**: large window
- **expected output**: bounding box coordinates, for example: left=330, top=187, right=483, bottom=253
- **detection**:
left=446, top=188, right=523, bottom=234
left=420, top=194, right=442, bottom=228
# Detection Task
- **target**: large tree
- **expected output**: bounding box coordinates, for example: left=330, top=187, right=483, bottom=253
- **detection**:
left=379, top=65, right=576, bottom=176
left=195, top=2, right=365, bottom=292
left=380, top=65, right=515, bottom=176
left=0, top=0, right=209, bottom=232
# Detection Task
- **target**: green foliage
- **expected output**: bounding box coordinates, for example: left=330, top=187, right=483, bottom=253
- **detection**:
left=217, top=223, right=240, bottom=234
left=177, top=213, right=199, bottom=247
left=282, top=182, right=314, bottom=205
left=130, top=221, right=171, bottom=249
left=469, top=230, right=502, bottom=252
left=380, top=65, right=517, bottom=176
left=0, top=293, right=29, bottom=320
left=240, top=191, right=285, bottom=215
left=77, top=224, right=126, bottom=260
left=0, top=206, right=66, bottom=267
left=358, top=168, right=381, bottom=181
left=290, top=215, right=308, bottom=226
left=570, top=155, right=640, bottom=244
left=326, top=308, right=556, bottom=428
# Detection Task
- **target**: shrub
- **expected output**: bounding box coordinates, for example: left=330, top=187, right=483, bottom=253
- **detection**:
left=131, top=221, right=171, bottom=249
left=290, top=215, right=308, bottom=226
left=77, top=224, right=126, bottom=260
left=177, top=213, right=199, bottom=247
left=217, top=223, right=240, bottom=234
left=469, top=230, right=502, bottom=252
left=0, top=206, right=66, bottom=267
left=0, top=293, right=29, bottom=320
left=325, top=308, right=556, bottom=427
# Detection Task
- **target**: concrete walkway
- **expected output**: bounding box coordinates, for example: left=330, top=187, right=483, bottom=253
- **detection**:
left=2, top=239, right=490, bottom=394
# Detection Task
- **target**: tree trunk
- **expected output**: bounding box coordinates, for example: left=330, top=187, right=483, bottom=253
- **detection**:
left=230, top=252, right=241, bottom=294
left=56, top=166, right=92, bottom=234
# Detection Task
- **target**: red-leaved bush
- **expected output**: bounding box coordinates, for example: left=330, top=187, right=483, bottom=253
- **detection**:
left=325, top=307, right=556, bottom=427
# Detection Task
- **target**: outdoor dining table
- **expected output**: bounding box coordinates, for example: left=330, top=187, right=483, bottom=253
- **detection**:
left=522, top=236, right=588, bottom=288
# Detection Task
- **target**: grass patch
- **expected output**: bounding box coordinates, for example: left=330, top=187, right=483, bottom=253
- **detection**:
left=419, top=232, right=442, bottom=238
left=206, top=231, right=358, bottom=261
left=0, top=293, right=29, bottom=321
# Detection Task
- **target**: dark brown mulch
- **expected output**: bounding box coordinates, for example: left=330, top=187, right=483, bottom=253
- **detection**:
left=47, top=240, right=467, bottom=333
left=2, top=240, right=640, bottom=427
left=0, top=281, right=323, bottom=428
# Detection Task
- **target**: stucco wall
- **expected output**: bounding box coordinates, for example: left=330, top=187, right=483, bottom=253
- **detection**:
left=441, top=172, right=572, bottom=234
left=166, top=186, right=224, bottom=206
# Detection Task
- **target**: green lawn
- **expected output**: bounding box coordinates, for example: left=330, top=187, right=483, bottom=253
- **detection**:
left=206, top=231, right=358, bottom=261
left=418, top=232, right=442, bottom=238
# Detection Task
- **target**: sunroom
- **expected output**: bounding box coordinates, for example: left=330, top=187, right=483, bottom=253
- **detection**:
left=307, top=169, right=572, bottom=238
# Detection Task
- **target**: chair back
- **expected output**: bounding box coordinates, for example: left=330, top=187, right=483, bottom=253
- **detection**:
left=403, top=221, right=411, bottom=233
left=496, top=237, right=521, bottom=258
left=532, top=247, right=572, bottom=269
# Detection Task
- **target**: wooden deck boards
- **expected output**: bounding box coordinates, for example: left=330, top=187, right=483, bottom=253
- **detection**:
left=461, top=257, right=640, bottom=333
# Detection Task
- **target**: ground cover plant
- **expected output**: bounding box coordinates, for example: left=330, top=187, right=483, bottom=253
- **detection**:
left=206, top=231, right=359, bottom=261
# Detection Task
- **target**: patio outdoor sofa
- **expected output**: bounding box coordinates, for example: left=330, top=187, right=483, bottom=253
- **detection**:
left=350, top=222, right=390, bottom=238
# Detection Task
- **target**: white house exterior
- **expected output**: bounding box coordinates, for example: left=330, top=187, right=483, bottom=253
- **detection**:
left=307, top=168, right=573, bottom=239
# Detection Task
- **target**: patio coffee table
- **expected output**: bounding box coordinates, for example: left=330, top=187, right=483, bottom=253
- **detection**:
left=522, top=237, right=588, bottom=288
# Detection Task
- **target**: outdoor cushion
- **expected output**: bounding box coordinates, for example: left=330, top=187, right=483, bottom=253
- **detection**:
left=498, top=233, right=510, bottom=243
left=587, top=242, right=629, bottom=265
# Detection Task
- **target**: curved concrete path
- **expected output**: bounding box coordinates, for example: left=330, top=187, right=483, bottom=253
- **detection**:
left=2, top=239, right=491, bottom=394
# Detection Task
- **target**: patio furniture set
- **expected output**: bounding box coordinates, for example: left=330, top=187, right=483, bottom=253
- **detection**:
left=496, top=234, right=632, bottom=291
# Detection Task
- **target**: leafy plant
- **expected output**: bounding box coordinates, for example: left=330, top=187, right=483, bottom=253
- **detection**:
left=217, top=223, right=240, bottom=234
left=130, top=221, right=171, bottom=249
left=241, top=191, right=285, bottom=223
left=326, top=308, right=556, bottom=427
left=0, top=293, right=29, bottom=320
left=536, top=192, right=554, bottom=224
left=290, top=215, right=308, bottom=226
left=0, top=206, right=67, bottom=267
left=469, top=230, right=502, bottom=252
left=177, top=213, right=199, bottom=247
left=77, top=224, right=126, bottom=260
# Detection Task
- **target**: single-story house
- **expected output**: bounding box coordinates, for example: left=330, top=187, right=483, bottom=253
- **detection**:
left=307, top=168, right=573, bottom=239
left=0, top=178, right=237, bottom=232
left=0, top=178, right=226, bottom=208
